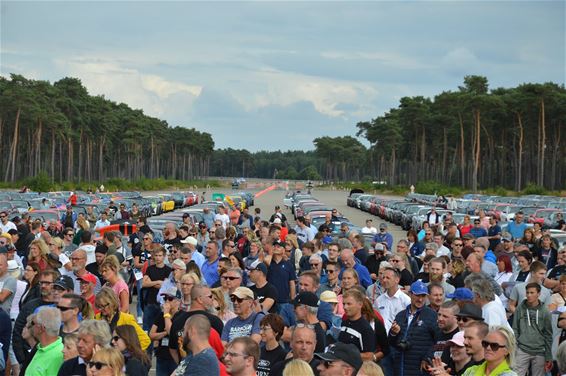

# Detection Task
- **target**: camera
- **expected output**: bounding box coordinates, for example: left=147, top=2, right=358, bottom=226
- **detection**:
left=397, top=340, right=411, bottom=351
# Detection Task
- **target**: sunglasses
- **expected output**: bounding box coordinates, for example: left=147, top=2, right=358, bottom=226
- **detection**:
left=57, top=306, right=75, bottom=312
left=323, top=360, right=335, bottom=368
left=310, top=263, right=320, bottom=267
left=222, top=276, right=240, bottom=281
left=230, top=296, right=249, bottom=303
left=112, top=335, right=121, bottom=342
left=481, top=340, right=506, bottom=351
left=326, top=269, right=336, bottom=274
left=457, top=316, right=471, bottom=323
left=163, top=296, right=177, bottom=302
left=87, top=361, right=108, bottom=370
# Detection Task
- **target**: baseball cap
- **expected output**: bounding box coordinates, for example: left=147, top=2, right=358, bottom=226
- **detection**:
left=448, top=331, right=465, bottom=347
left=456, top=303, right=484, bottom=321
left=374, top=243, right=385, bottom=252
left=182, top=213, right=190, bottom=218
left=293, top=292, right=319, bottom=308
left=160, top=286, right=179, bottom=298
left=247, top=262, right=268, bottom=275
left=314, top=343, right=363, bottom=372
left=180, top=236, right=198, bottom=246
left=172, top=259, right=187, bottom=271
left=320, top=290, right=338, bottom=304
left=322, top=235, right=333, bottom=245
left=446, top=288, right=474, bottom=301
left=501, top=232, right=512, bottom=242
left=379, top=223, right=387, bottom=230
left=409, top=280, right=428, bottom=295
left=273, top=218, right=282, bottom=224
left=54, top=275, right=74, bottom=291
left=78, top=273, right=97, bottom=285
left=231, top=287, right=255, bottom=300
left=272, top=239, right=284, bottom=247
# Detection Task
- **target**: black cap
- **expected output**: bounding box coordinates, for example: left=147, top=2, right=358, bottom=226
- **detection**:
left=315, top=343, right=363, bottom=372
left=94, top=244, right=108, bottom=255
left=7, top=229, right=19, bottom=236
left=272, top=239, right=284, bottom=247
left=456, top=303, right=484, bottom=321
left=54, top=275, right=74, bottom=291
left=293, top=292, right=319, bottom=308
left=182, top=213, right=190, bottom=218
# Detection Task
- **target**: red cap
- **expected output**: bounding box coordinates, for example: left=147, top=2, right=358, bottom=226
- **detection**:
left=78, top=273, right=97, bottom=285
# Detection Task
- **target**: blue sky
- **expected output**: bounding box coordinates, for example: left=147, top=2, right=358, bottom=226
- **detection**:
left=1, top=1, right=564, bottom=151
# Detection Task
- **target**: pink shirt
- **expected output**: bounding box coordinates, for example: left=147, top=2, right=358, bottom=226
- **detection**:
left=108, top=279, right=129, bottom=299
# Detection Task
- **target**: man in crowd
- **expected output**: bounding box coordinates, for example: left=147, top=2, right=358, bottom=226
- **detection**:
left=375, top=267, right=411, bottom=333
left=175, top=314, right=220, bottom=376
left=433, top=301, right=460, bottom=362
left=271, top=325, right=320, bottom=376
left=249, top=262, right=278, bottom=314
left=298, top=271, right=333, bottom=329
left=318, top=260, right=341, bottom=295
left=202, top=241, right=220, bottom=286
left=428, top=257, right=455, bottom=295
left=374, top=223, right=393, bottom=251
left=340, top=249, right=372, bottom=288
left=223, top=337, right=260, bottom=376
left=78, top=273, right=97, bottom=309
left=58, top=320, right=112, bottom=375
left=26, top=307, right=64, bottom=375
left=0, top=253, right=16, bottom=318
left=221, top=287, right=262, bottom=345
left=266, top=239, right=296, bottom=326
left=142, top=246, right=171, bottom=330
left=58, top=293, right=82, bottom=337
left=389, top=281, right=439, bottom=376
left=470, top=278, right=511, bottom=330
left=180, top=236, right=205, bottom=268
left=507, top=211, right=527, bottom=240
left=315, top=343, right=363, bottom=376
left=463, top=321, right=488, bottom=365
left=293, top=292, right=326, bottom=352
left=70, top=249, right=101, bottom=295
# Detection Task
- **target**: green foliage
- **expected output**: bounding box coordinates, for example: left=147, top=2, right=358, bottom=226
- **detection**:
left=521, top=183, right=548, bottom=195
left=482, top=186, right=510, bottom=197
left=415, top=181, right=464, bottom=196
left=25, top=171, right=54, bottom=192
left=299, top=166, right=321, bottom=180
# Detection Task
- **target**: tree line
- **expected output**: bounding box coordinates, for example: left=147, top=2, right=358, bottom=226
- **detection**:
left=2, top=74, right=564, bottom=191
left=0, top=74, right=214, bottom=183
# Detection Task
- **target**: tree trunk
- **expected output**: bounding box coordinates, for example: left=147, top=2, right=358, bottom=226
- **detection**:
left=459, top=113, right=465, bottom=187
left=5, top=107, right=20, bottom=182
left=538, top=98, right=545, bottom=186
left=472, top=109, right=481, bottom=192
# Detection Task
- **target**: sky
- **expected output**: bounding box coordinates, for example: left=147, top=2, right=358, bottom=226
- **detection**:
left=1, top=1, right=564, bottom=151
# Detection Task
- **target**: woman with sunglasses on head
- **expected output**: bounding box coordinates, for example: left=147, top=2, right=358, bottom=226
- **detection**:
left=99, top=255, right=130, bottom=313
left=112, top=325, right=150, bottom=376
left=211, top=287, right=237, bottom=324
left=95, top=287, right=150, bottom=351
left=50, top=236, right=72, bottom=275
left=461, top=326, right=517, bottom=376
left=86, top=347, right=125, bottom=376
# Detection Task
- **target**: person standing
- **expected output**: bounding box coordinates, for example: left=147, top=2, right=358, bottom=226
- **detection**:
left=388, top=281, right=440, bottom=376
left=25, top=307, right=64, bottom=375
left=142, top=246, right=171, bottom=331
left=223, top=337, right=260, bottom=376
left=266, top=240, right=296, bottom=326
left=175, top=314, right=221, bottom=376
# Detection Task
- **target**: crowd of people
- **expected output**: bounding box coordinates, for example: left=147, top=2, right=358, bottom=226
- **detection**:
left=1, top=200, right=566, bottom=376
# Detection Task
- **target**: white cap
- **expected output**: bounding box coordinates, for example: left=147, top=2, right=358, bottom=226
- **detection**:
left=181, top=236, right=198, bottom=246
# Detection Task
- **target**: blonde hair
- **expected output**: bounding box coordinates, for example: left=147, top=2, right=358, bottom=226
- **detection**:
left=182, top=272, right=201, bottom=285
left=358, top=361, right=385, bottom=376
left=285, top=234, right=299, bottom=249
left=100, top=255, right=120, bottom=275
left=29, top=239, right=49, bottom=258
left=95, top=286, right=120, bottom=313
left=90, top=348, right=125, bottom=376
left=51, top=237, right=64, bottom=250
left=282, top=359, right=314, bottom=376
left=77, top=216, right=89, bottom=231
left=211, top=287, right=228, bottom=315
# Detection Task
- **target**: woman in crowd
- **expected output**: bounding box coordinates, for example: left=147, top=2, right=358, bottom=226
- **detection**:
left=185, top=261, right=203, bottom=282
left=100, top=255, right=130, bottom=313
left=178, top=272, right=200, bottom=311
left=19, top=314, right=37, bottom=375
left=519, top=228, right=536, bottom=250
left=63, top=333, right=79, bottom=361
left=461, top=326, right=517, bottom=376
left=19, top=262, right=41, bottom=307
left=244, top=240, right=260, bottom=269
left=284, top=235, right=302, bottom=273
left=27, top=239, right=50, bottom=271
left=495, top=255, right=514, bottom=285
left=229, top=252, right=248, bottom=285
left=447, top=258, right=466, bottom=289
left=336, top=267, right=360, bottom=316
left=389, top=252, right=413, bottom=288
left=458, top=216, right=473, bottom=237
left=406, top=229, right=422, bottom=258
left=211, top=286, right=236, bottom=323
left=94, top=287, right=150, bottom=350
left=258, top=314, right=287, bottom=376
left=549, top=275, right=566, bottom=311
left=282, top=359, right=314, bottom=376
left=73, top=216, right=90, bottom=246
left=112, top=325, right=150, bottom=376
left=86, top=347, right=125, bottom=376
left=49, top=237, right=72, bottom=275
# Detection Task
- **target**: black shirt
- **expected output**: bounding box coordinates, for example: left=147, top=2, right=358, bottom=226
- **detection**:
left=86, top=262, right=105, bottom=285
left=257, top=345, right=287, bottom=376
left=153, top=312, right=181, bottom=360
left=338, top=316, right=376, bottom=353
left=57, top=357, right=86, bottom=376
left=355, top=248, right=369, bottom=264
left=548, top=265, right=566, bottom=280
left=145, top=264, right=171, bottom=305
left=516, top=270, right=530, bottom=283
left=399, top=269, right=414, bottom=286
left=169, top=310, right=224, bottom=353
left=251, top=282, right=279, bottom=314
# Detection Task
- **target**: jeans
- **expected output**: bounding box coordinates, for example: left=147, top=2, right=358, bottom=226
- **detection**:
left=156, top=358, right=177, bottom=376
left=143, top=303, right=161, bottom=332
left=136, top=279, right=143, bottom=318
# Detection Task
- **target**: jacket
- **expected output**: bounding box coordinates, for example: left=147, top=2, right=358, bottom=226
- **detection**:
left=512, top=299, right=553, bottom=360
left=389, top=305, right=440, bottom=376
left=95, top=311, right=151, bottom=350
left=462, top=360, right=517, bottom=376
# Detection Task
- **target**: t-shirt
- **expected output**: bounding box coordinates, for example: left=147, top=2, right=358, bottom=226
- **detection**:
left=169, top=310, right=224, bottom=353
left=257, top=345, right=287, bottom=376
left=175, top=348, right=220, bottom=376
left=145, top=264, right=171, bottom=305
left=267, top=259, right=296, bottom=304
left=25, top=337, right=64, bottom=376
left=152, top=312, right=180, bottom=361
left=106, top=279, right=128, bottom=302
left=548, top=265, right=566, bottom=280
left=221, top=312, right=263, bottom=343
left=0, top=273, right=16, bottom=313
left=251, top=282, right=279, bottom=314
left=338, top=317, right=376, bottom=353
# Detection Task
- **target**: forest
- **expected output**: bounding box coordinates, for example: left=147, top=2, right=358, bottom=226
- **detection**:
left=1, top=74, right=565, bottom=191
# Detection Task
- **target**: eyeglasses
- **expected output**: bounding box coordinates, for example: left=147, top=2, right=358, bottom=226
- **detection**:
left=180, top=282, right=194, bottom=286
left=310, top=263, right=320, bottom=267
left=87, top=361, right=108, bottom=370
left=112, top=335, right=121, bottom=342
left=39, top=280, right=54, bottom=285
left=453, top=243, right=463, bottom=247
left=215, top=223, right=222, bottom=227
left=0, top=215, right=6, bottom=219
left=222, top=276, right=240, bottom=281
left=223, top=351, right=249, bottom=359
left=295, top=323, right=315, bottom=329
left=390, top=259, right=400, bottom=263
left=230, top=296, right=250, bottom=303
left=163, top=296, right=177, bottom=302
left=96, top=303, right=110, bottom=310
left=143, top=238, right=150, bottom=240
left=326, top=269, right=336, bottom=274
left=260, top=326, right=272, bottom=331
left=65, top=233, right=73, bottom=236
left=49, top=243, right=56, bottom=246
left=57, top=305, right=75, bottom=312
left=481, top=340, right=506, bottom=351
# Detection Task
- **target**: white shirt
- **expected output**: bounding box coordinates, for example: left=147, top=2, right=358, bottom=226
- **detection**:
left=94, top=219, right=111, bottom=230
left=361, top=226, right=378, bottom=234
left=0, top=221, right=16, bottom=233
left=214, top=213, right=230, bottom=229
left=482, top=300, right=512, bottom=331
left=375, top=288, right=411, bottom=333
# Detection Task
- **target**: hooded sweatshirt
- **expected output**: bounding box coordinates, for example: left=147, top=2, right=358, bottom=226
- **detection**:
left=512, top=299, right=553, bottom=360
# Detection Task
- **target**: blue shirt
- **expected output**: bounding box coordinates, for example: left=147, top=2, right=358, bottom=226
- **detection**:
left=267, top=258, right=296, bottom=303
left=201, top=258, right=219, bottom=286
left=507, top=221, right=527, bottom=240
left=373, top=232, right=393, bottom=251
left=181, top=348, right=219, bottom=376
left=469, top=227, right=487, bottom=238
